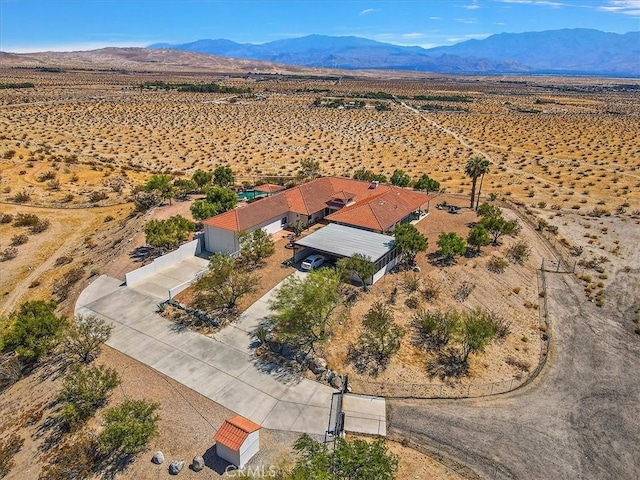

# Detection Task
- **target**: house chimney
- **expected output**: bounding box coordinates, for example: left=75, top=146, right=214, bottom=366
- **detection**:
left=370, top=180, right=379, bottom=189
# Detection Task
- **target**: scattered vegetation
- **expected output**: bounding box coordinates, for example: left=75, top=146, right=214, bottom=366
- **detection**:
left=144, top=215, right=195, bottom=250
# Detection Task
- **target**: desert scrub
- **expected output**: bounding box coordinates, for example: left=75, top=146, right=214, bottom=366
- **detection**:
left=487, top=255, right=509, bottom=273
left=1, top=247, right=18, bottom=261
left=506, top=241, right=531, bottom=265
left=10, top=234, right=28, bottom=246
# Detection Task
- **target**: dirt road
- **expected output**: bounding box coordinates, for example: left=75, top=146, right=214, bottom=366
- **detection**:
left=389, top=270, right=640, bottom=479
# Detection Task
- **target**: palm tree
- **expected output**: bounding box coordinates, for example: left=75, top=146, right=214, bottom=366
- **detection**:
left=465, top=156, right=490, bottom=209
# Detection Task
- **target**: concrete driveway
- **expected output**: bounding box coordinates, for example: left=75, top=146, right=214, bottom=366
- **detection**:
left=75, top=267, right=386, bottom=437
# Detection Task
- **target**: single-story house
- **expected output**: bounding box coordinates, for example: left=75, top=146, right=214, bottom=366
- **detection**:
left=293, top=223, right=400, bottom=284
left=202, top=176, right=430, bottom=254
left=214, top=415, right=261, bottom=468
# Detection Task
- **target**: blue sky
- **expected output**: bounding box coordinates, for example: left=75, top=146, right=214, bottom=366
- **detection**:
left=1, top=0, right=638, bottom=53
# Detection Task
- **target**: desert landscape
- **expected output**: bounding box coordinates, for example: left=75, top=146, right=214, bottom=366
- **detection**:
left=1, top=60, right=639, bottom=480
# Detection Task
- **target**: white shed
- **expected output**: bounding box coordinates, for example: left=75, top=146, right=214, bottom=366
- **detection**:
left=214, top=415, right=261, bottom=468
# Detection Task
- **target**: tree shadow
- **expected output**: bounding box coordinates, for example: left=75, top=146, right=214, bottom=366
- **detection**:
left=129, top=246, right=158, bottom=263
left=346, top=343, right=388, bottom=377
left=96, top=452, right=137, bottom=480
left=252, top=355, right=304, bottom=385
left=427, top=348, right=469, bottom=380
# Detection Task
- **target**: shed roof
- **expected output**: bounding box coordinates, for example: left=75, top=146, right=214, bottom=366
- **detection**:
left=214, top=415, right=261, bottom=451
left=294, top=223, right=395, bottom=262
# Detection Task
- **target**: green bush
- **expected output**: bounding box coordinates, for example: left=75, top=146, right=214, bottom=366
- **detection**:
left=98, top=400, right=160, bottom=455
left=58, top=365, right=120, bottom=427
left=0, top=300, right=67, bottom=363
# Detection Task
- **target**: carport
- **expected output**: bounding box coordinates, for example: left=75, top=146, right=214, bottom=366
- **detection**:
left=293, top=223, right=400, bottom=284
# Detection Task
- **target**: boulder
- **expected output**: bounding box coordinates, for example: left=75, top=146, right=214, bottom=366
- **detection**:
left=191, top=456, right=204, bottom=472
left=330, top=374, right=343, bottom=389
left=169, top=460, right=184, bottom=475
left=281, top=344, right=294, bottom=359
left=310, top=357, right=327, bottom=374
left=151, top=451, right=164, bottom=465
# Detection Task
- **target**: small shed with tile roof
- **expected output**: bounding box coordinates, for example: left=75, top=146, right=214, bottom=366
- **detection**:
left=214, top=415, right=261, bottom=468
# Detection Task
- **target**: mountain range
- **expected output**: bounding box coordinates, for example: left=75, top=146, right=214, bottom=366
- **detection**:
left=150, top=29, right=640, bottom=77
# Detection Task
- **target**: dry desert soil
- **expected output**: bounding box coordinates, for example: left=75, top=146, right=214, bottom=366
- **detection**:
left=1, top=67, right=639, bottom=479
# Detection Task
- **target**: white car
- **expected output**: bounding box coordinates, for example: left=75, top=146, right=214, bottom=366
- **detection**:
left=301, top=254, right=326, bottom=270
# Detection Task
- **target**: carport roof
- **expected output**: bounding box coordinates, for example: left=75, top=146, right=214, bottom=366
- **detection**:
left=295, top=223, right=395, bottom=262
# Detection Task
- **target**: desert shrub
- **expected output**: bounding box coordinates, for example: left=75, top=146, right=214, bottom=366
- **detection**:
left=588, top=207, right=609, bottom=218
left=0, top=247, right=18, bottom=261
left=37, top=171, right=57, bottom=182
left=401, top=273, right=421, bottom=294
left=453, top=281, right=475, bottom=302
left=52, top=266, right=85, bottom=302
left=0, top=433, right=24, bottom=478
left=13, top=213, right=40, bottom=227
left=54, top=256, right=73, bottom=267
left=10, top=234, right=28, bottom=246
left=12, top=191, right=30, bottom=203
left=62, top=193, right=75, bottom=203
left=0, top=355, right=24, bottom=389
left=0, top=300, right=67, bottom=363
left=506, top=241, right=532, bottom=265
left=134, top=190, right=162, bottom=212
left=38, top=434, right=98, bottom=480
left=88, top=191, right=108, bottom=203
left=98, top=400, right=160, bottom=455
left=30, top=218, right=50, bottom=234
left=505, top=356, right=531, bottom=372
left=420, top=278, right=440, bottom=303
left=63, top=315, right=113, bottom=364
left=487, top=255, right=509, bottom=273
left=413, top=309, right=459, bottom=350
left=57, top=365, right=120, bottom=427
left=104, top=215, right=115, bottom=222
left=405, top=295, right=420, bottom=309
left=349, top=301, right=405, bottom=374
left=144, top=215, right=195, bottom=250
left=47, top=179, right=60, bottom=190
left=0, top=213, right=13, bottom=224
left=490, top=312, right=511, bottom=339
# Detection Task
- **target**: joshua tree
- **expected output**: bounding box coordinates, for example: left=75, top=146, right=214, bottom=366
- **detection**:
left=465, top=156, right=490, bottom=209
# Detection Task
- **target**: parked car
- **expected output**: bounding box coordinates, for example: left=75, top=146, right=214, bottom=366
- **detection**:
left=301, top=254, right=326, bottom=270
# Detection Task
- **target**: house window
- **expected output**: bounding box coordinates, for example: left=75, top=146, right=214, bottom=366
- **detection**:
left=281, top=216, right=288, bottom=226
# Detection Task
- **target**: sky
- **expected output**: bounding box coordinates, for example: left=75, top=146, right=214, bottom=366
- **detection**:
left=1, top=0, right=639, bottom=53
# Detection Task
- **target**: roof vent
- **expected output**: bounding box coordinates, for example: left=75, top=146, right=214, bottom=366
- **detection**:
left=370, top=181, right=379, bottom=189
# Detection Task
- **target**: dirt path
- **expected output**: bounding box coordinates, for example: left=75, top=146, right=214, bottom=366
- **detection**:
left=388, top=268, right=640, bottom=479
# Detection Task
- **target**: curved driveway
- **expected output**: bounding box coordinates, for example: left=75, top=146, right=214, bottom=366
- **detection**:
left=75, top=270, right=386, bottom=437
left=389, top=271, right=640, bottom=479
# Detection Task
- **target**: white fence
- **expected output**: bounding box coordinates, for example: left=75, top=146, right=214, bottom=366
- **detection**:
left=125, top=238, right=202, bottom=286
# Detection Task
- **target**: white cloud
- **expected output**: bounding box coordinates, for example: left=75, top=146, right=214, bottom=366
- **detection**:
left=598, top=0, right=640, bottom=15
left=401, top=33, right=425, bottom=38
left=464, top=0, right=481, bottom=9
left=429, top=16, right=441, bottom=20
left=359, top=8, right=375, bottom=15
left=455, top=18, right=478, bottom=23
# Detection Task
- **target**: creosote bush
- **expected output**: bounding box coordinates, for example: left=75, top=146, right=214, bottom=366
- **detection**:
left=487, top=255, right=509, bottom=273
left=506, top=240, right=532, bottom=265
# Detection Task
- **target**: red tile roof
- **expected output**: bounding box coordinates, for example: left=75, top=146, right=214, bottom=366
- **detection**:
left=214, top=415, right=261, bottom=451
left=326, top=188, right=430, bottom=232
left=202, top=177, right=430, bottom=233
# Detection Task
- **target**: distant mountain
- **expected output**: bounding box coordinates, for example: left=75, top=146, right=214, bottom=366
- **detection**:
left=426, top=29, right=640, bottom=76
left=150, top=29, right=640, bottom=76
left=150, top=34, right=529, bottom=74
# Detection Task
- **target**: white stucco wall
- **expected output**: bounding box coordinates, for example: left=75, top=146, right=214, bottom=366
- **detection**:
left=204, top=226, right=239, bottom=253
left=216, top=442, right=240, bottom=468
left=238, top=431, right=260, bottom=468
left=125, top=238, right=201, bottom=286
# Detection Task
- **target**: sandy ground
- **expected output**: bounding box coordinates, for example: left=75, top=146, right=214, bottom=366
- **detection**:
left=387, top=212, right=640, bottom=479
